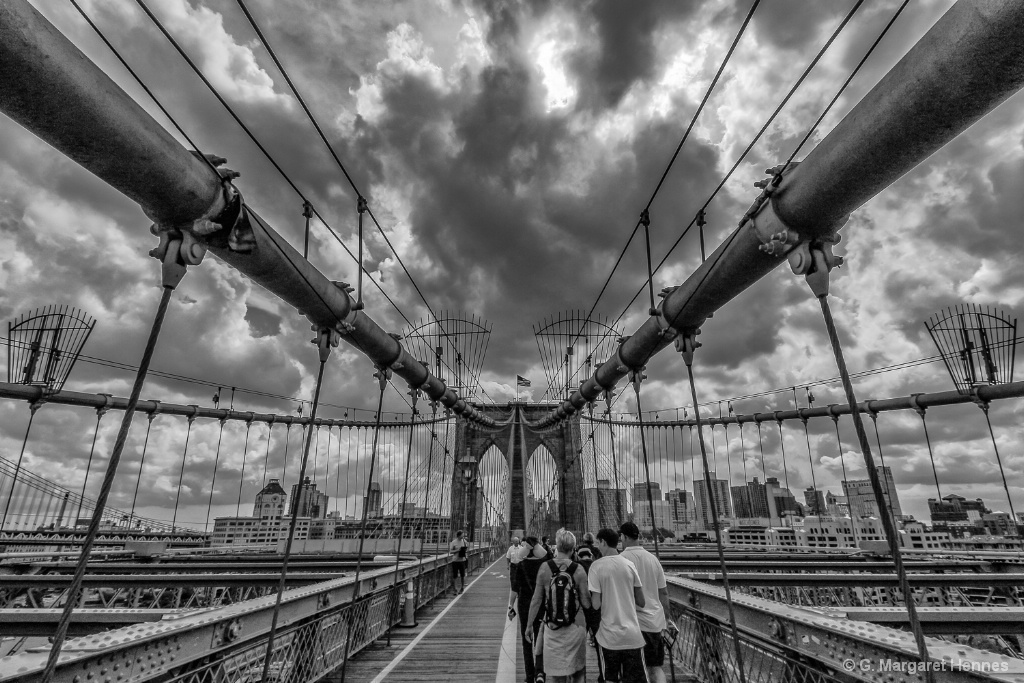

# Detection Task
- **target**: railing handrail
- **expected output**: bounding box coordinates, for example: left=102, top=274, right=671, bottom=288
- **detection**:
left=0, top=548, right=491, bottom=682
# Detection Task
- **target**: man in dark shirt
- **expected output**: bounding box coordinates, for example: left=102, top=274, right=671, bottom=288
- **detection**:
left=510, top=536, right=548, bottom=683
left=449, top=530, right=469, bottom=594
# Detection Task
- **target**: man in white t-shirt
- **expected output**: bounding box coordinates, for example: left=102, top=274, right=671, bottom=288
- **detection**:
left=588, top=528, right=646, bottom=682
left=505, top=536, right=524, bottom=588
left=620, top=522, right=675, bottom=683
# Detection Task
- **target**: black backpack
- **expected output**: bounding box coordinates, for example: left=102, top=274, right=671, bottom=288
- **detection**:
left=543, top=560, right=580, bottom=629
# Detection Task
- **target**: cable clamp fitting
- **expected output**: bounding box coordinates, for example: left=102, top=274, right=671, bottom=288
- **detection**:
left=310, top=328, right=334, bottom=363
left=628, top=367, right=647, bottom=394
left=803, top=242, right=844, bottom=298
left=673, top=330, right=701, bottom=366
left=372, top=366, right=393, bottom=391
left=908, top=393, right=926, bottom=419
left=968, top=386, right=990, bottom=412
left=97, top=393, right=114, bottom=418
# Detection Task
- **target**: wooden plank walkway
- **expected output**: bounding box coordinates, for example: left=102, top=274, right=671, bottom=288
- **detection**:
left=343, top=557, right=690, bottom=682
left=343, top=557, right=516, bottom=681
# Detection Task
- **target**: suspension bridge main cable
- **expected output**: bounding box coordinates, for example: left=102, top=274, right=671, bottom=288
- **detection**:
left=567, top=0, right=887, bottom=395
left=123, top=0, right=486, bottom=405
left=67, top=1, right=454, bottom=421
left=231, top=0, right=494, bottom=405
left=539, top=0, right=761, bottom=401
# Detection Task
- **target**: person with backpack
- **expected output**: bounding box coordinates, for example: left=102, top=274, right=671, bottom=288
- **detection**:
left=510, top=536, right=549, bottom=683
left=526, top=528, right=591, bottom=683
left=574, top=532, right=602, bottom=573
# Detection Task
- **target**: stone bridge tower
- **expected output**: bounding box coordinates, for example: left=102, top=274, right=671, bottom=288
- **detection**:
left=450, top=403, right=584, bottom=540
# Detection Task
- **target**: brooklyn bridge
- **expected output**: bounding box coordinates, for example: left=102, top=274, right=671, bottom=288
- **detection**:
left=2, top=0, right=1024, bottom=681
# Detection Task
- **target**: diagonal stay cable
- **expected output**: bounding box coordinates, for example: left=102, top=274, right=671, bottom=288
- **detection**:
left=124, top=0, right=482, bottom=401
left=540, top=0, right=760, bottom=401
left=232, top=0, right=491, bottom=404
left=562, top=0, right=878, bottom=396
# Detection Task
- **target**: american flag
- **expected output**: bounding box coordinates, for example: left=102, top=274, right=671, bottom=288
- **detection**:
left=516, top=375, right=531, bottom=387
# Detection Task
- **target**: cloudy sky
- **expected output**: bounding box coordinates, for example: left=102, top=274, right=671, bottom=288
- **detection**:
left=1, top=0, right=1023, bottom=528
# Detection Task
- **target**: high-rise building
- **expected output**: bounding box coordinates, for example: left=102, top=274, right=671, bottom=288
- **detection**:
left=632, top=481, right=663, bottom=504
left=764, top=477, right=800, bottom=522
left=666, top=488, right=692, bottom=529
left=364, top=481, right=383, bottom=519
left=803, top=487, right=826, bottom=517
left=634, top=498, right=673, bottom=531
left=731, top=485, right=753, bottom=518
left=843, top=466, right=902, bottom=519
left=694, top=476, right=732, bottom=530
left=744, top=478, right=773, bottom=520
left=290, top=477, right=328, bottom=519
left=584, top=479, right=627, bottom=529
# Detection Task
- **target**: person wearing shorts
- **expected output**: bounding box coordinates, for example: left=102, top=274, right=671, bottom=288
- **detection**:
left=588, top=528, right=647, bottom=683
left=449, top=530, right=468, bottom=593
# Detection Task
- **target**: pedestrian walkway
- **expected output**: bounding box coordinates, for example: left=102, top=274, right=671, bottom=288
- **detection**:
left=344, top=557, right=691, bottom=681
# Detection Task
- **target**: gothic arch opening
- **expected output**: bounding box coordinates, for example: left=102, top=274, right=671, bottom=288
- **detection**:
left=478, top=445, right=509, bottom=545
left=526, top=445, right=558, bottom=537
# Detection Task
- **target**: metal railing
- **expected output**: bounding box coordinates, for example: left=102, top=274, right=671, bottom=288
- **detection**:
left=0, top=548, right=496, bottom=682
left=665, top=576, right=1024, bottom=683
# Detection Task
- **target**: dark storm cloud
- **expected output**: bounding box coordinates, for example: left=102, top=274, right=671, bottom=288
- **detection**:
left=566, top=0, right=703, bottom=111
left=244, top=303, right=283, bottom=337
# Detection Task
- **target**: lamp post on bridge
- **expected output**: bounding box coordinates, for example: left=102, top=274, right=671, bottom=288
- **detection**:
left=459, top=454, right=478, bottom=544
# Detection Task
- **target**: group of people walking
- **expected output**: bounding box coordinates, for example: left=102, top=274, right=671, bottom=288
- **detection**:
left=505, top=522, right=677, bottom=683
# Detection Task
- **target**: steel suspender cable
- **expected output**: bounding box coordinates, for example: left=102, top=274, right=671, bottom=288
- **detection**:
left=262, top=419, right=274, bottom=493
left=129, top=408, right=158, bottom=527
left=389, top=393, right=420, bottom=643
left=415, top=409, right=439, bottom=582
left=810, top=269, right=933, bottom=681
left=259, top=330, right=333, bottom=683
left=976, top=399, right=1018, bottom=525
left=800, top=413, right=820, bottom=511
left=236, top=416, right=253, bottom=517
left=280, top=424, right=292, bottom=487
left=232, top=1, right=486, bottom=402
left=828, top=408, right=856, bottom=546
left=681, top=346, right=747, bottom=683
left=41, top=248, right=186, bottom=683
left=339, top=373, right=388, bottom=683
left=170, top=410, right=197, bottom=533
left=595, top=0, right=869, bottom=363
left=910, top=397, right=942, bottom=499
left=0, top=402, right=40, bottom=531
left=776, top=417, right=791, bottom=492
left=738, top=418, right=748, bottom=484
left=540, top=0, right=761, bottom=401
left=128, top=1, right=486, bottom=404
left=204, top=417, right=227, bottom=532
left=75, top=406, right=107, bottom=530
left=868, top=411, right=887, bottom=469
left=631, top=377, right=660, bottom=558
